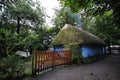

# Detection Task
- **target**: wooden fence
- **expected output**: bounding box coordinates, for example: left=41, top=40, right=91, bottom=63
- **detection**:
left=32, top=50, right=71, bottom=75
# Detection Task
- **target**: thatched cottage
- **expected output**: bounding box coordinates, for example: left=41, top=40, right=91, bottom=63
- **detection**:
left=51, top=24, right=106, bottom=58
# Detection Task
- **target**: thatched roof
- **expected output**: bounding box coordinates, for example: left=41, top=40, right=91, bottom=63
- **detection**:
left=51, top=24, right=105, bottom=45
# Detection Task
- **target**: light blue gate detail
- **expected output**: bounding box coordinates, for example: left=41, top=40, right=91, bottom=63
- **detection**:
left=53, top=45, right=64, bottom=51
left=81, top=45, right=104, bottom=58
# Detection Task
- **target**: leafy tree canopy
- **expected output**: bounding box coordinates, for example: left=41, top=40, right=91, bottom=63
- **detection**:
left=60, top=0, right=120, bottom=28
left=0, top=0, right=45, bottom=33
left=0, top=0, right=46, bottom=56
left=53, top=5, right=83, bottom=30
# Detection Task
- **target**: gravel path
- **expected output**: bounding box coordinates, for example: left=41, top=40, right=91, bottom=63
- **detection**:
left=33, top=55, right=120, bottom=80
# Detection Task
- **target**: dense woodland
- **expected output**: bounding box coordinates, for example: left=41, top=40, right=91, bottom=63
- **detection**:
left=0, top=0, right=120, bottom=79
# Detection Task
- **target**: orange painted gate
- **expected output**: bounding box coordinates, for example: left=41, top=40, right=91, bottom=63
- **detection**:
left=32, top=50, right=71, bottom=75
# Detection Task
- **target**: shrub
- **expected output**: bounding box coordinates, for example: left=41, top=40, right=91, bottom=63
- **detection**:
left=65, top=43, right=83, bottom=64
left=82, top=54, right=104, bottom=64
left=0, top=54, right=25, bottom=80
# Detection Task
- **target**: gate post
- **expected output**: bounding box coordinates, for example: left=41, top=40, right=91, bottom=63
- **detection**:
left=32, top=48, right=37, bottom=76
left=52, top=51, right=55, bottom=69
left=69, top=50, right=72, bottom=64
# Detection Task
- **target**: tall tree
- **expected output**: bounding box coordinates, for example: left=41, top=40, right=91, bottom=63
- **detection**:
left=81, top=10, right=119, bottom=43
left=60, top=0, right=120, bottom=29
left=53, top=6, right=82, bottom=30
left=0, top=0, right=45, bottom=34
left=53, top=7, right=75, bottom=30
left=0, top=0, right=45, bottom=56
left=60, top=0, right=120, bottom=44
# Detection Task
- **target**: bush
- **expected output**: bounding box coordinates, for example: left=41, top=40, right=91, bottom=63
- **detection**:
left=82, top=54, right=104, bottom=64
left=65, top=43, right=83, bottom=64
left=72, top=52, right=83, bottom=64
left=0, top=54, right=25, bottom=80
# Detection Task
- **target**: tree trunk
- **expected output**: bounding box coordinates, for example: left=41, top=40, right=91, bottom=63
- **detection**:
left=108, top=44, right=111, bottom=54
left=17, top=16, right=20, bottom=34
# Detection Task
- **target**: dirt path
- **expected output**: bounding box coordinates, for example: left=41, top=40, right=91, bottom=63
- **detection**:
left=33, top=55, right=120, bottom=80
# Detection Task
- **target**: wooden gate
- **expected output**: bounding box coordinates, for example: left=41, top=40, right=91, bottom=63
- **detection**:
left=32, top=50, right=71, bottom=75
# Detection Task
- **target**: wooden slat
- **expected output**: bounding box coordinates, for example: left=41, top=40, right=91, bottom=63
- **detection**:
left=34, top=50, right=71, bottom=74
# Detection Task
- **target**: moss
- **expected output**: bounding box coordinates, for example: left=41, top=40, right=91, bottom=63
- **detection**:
left=51, top=24, right=105, bottom=46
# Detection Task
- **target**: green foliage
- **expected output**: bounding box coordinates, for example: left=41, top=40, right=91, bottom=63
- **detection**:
left=0, top=54, right=25, bottom=80
left=0, top=0, right=45, bottom=33
left=33, top=26, right=58, bottom=50
left=0, top=29, right=18, bottom=56
left=81, top=10, right=120, bottom=44
left=0, top=0, right=55, bottom=79
left=60, top=0, right=120, bottom=32
left=60, top=0, right=93, bottom=12
left=53, top=6, right=76, bottom=30
left=65, top=43, right=83, bottom=64
left=23, top=77, right=32, bottom=80
left=94, top=15, right=120, bottom=44
left=0, top=0, right=46, bottom=55
left=0, top=28, right=38, bottom=57
left=82, top=57, right=92, bottom=64
left=82, top=54, right=105, bottom=64
left=60, top=0, right=120, bottom=44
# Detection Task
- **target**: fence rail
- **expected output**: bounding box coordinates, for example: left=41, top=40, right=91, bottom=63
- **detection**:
left=32, top=50, right=71, bottom=75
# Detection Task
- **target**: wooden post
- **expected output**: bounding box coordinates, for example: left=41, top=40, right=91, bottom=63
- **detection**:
left=52, top=51, right=55, bottom=69
left=32, top=48, right=36, bottom=76
left=69, top=50, right=71, bottom=64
